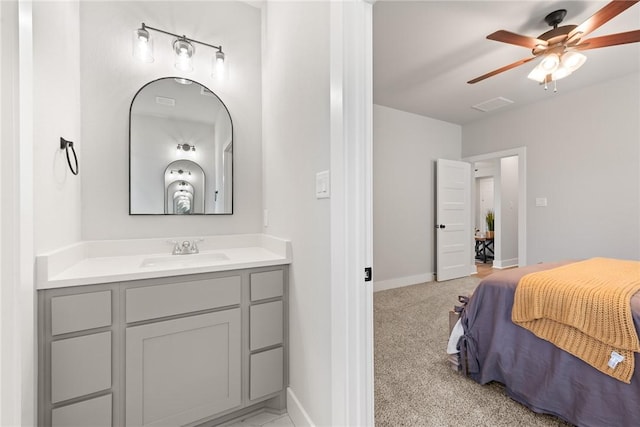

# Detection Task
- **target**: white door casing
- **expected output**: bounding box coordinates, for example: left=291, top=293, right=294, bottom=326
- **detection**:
left=330, top=1, right=373, bottom=426
left=477, top=177, right=494, bottom=233
left=436, top=159, right=471, bottom=281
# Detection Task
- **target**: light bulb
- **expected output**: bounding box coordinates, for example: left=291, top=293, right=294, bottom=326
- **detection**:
left=173, top=38, right=194, bottom=72
left=213, top=50, right=225, bottom=79
left=132, top=28, right=154, bottom=63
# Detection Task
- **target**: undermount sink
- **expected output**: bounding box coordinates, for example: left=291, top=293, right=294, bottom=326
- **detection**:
left=140, top=252, right=230, bottom=268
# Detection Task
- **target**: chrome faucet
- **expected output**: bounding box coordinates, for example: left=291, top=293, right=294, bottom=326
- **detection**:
left=168, top=238, right=203, bottom=255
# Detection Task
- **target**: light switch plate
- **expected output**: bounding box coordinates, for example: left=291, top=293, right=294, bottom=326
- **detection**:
left=535, top=197, right=548, bottom=207
left=316, top=170, right=330, bottom=199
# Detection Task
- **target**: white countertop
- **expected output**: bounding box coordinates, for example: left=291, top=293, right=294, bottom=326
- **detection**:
left=37, top=234, right=292, bottom=289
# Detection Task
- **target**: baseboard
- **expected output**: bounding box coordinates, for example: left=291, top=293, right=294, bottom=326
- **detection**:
left=287, top=387, right=315, bottom=427
left=373, top=273, right=434, bottom=292
left=493, top=258, right=518, bottom=269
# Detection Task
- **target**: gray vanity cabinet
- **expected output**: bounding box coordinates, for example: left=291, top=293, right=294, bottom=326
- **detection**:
left=126, top=309, right=241, bottom=426
left=39, top=266, right=288, bottom=427
left=124, top=275, right=242, bottom=427
left=249, top=270, right=286, bottom=401
left=38, top=285, right=118, bottom=427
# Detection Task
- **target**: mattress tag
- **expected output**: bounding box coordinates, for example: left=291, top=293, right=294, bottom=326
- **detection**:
left=608, top=351, right=624, bottom=369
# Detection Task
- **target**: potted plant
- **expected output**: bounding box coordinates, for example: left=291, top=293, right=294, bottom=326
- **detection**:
left=485, top=209, right=495, bottom=238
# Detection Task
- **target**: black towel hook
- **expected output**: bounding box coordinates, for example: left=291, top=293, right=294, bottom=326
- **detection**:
left=60, top=137, right=79, bottom=175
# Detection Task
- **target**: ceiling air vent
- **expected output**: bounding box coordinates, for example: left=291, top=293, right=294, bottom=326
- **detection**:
left=472, top=97, right=514, bottom=112
left=155, top=96, right=175, bottom=107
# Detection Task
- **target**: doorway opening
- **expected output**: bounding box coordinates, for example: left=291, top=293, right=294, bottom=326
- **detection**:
left=464, top=147, right=527, bottom=271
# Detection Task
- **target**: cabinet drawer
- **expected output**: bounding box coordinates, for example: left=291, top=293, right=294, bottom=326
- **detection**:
left=51, top=332, right=111, bottom=403
left=250, top=301, right=283, bottom=351
left=126, top=275, right=241, bottom=323
left=250, top=347, right=284, bottom=401
left=51, top=291, right=111, bottom=336
left=250, top=270, right=284, bottom=301
left=52, top=394, right=112, bottom=427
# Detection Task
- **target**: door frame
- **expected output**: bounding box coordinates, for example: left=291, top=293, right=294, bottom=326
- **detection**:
left=329, top=1, right=374, bottom=426
left=463, top=147, right=527, bottom=268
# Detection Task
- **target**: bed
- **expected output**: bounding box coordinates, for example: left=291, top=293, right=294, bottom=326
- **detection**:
left=453, top=260, right=640, bottom=427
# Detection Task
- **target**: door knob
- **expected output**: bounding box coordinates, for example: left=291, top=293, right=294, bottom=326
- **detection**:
left=435, top=224, right=446, bottom=229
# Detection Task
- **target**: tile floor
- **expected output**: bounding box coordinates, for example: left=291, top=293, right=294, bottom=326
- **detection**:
left=226, top=411, right=293, bottom=427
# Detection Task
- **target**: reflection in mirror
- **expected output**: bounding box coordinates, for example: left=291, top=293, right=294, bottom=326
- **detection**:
left=164, top=160, right=204, bottom=214
left=129, top=77, right=233, bottom=214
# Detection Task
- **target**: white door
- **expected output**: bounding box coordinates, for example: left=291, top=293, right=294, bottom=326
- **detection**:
left=436, top=159, right=471, bottom=281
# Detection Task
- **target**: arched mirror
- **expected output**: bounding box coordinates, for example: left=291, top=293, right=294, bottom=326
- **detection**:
left=129, top=77, right=233, bottom=215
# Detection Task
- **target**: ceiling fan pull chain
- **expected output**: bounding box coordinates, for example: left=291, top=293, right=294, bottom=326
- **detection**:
left=554, top=79, right=558, bottom=93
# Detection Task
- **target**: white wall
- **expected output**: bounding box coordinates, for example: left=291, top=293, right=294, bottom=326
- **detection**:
left=1, top=2, right=82, bottom=424
left=33, top=1, right=82, bottom=253
left=79, top=1, right=262, bottom=240
left=462, top=73, right=640, bottom=263
left=262, top=2, right=332, bottom=425
left=373, top=104, right=461, bottom=290
left=1, top=3, right=22, bottom=424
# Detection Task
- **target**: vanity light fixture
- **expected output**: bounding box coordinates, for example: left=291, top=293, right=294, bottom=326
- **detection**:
left=169, top=169, right=192, bottom=176
left=177, top=143, right=196, bottom=152
left=133, top=23, right=225, bottom=76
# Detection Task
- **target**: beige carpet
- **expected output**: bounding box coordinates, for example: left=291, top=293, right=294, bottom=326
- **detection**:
left=374, top=277, right=572, bottom=426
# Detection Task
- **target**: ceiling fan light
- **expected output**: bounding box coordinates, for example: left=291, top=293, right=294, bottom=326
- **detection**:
left=552, top=65, right=572, bottom=81
left=540, top=53, right=560, bottom=73
left=527, top=65, right=547, bottom=83
left=561, top=51, right=587, bottom=72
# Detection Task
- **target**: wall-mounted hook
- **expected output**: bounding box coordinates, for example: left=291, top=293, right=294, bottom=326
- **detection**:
left=60, top=137, right=78, bottom=175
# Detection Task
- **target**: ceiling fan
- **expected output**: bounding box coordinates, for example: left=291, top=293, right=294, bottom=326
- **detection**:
left=468, top=0, right=640, bottom=85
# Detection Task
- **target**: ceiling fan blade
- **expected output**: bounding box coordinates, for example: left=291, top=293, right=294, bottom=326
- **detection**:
left=567, top=0, right=640, bottom=43
left=575, top=30, right=640, bottom=50
left=467, top=57, right=537, bottom=84
left=487, top=30, right=548, bottom=49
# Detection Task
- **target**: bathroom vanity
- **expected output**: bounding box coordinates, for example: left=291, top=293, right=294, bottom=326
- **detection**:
left=36, top=235, right=291, bottom=427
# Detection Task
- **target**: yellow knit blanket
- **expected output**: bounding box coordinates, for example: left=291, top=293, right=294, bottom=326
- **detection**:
left=512, top=258, right=640, bottom=383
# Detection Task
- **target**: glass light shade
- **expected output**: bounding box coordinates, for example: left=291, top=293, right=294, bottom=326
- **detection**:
left=561, top=51, right=587, bottom=72
left=527, top=64, right=547, bottom=83
left=173, top=38, right=195, bottom=72
left=132, top=28, right=154, bottom=63
left=539, top=53, right=560, bottom=73
left=551, top=66, right=572, bottom=81
left=212, top=50, right=225, bottom=79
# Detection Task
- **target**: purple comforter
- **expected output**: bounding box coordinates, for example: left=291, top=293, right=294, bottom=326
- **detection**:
left=459, top=262, right=640, bottom=427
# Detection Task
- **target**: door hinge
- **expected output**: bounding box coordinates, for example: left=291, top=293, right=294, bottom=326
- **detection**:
left=364, top=267, right=372, bottom=282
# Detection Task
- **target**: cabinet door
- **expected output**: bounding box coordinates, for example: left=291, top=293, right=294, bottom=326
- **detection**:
left=126, top=309, right=241, bottom=427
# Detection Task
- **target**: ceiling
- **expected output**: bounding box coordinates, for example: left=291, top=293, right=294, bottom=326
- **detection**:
left=373, top=1, right=640, bottom=125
